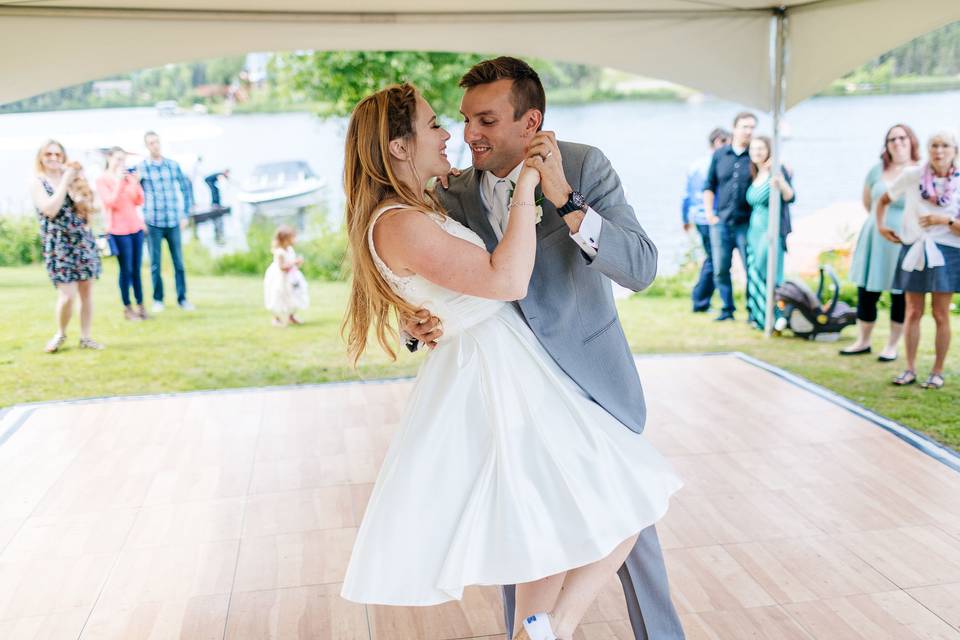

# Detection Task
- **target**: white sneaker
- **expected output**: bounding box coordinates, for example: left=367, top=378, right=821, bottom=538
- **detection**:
left=179, top=301, right=196, bottom=311
left=152, top=301, right=165, bottom=313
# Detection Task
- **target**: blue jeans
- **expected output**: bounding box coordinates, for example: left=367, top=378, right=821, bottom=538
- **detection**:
left=111, top=230, right=144, bottom=307
left=710, top=221, right=749, bottom=315
left=691, top=223, right=715, bottom=311
left=146, top=224, right=187, bottom=304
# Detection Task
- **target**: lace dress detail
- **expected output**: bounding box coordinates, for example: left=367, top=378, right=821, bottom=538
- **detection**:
left=366, top=204, right=503, bottom=339
left=367, top=205, right=485, bottom=291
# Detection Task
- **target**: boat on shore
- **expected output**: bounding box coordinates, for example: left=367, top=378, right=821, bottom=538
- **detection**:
left=236, top=160, right=324, bottom=215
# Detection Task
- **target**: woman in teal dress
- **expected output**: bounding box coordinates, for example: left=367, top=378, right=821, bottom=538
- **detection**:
left=745, top=136, right=795, bottom=330
left=842, top=124, right=919, bottom=360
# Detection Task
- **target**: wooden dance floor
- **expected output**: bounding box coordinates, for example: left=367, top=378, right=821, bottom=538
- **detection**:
left=1, top=354, right=959, bottom=640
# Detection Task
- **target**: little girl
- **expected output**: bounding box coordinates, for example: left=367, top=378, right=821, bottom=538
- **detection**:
left=263, top=225, right=309, bottom=326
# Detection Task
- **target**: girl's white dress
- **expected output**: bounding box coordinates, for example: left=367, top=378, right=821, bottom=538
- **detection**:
left=263, top=246, right=309, bottom=316
left=340, top=205, right=682, bottom=606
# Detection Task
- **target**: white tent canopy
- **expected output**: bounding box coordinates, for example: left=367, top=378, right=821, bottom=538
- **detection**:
left=0, top=1, right=957, bottom=108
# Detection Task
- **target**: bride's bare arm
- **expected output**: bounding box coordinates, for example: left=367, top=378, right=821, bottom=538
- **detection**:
left=375, top=168, right=540, bottom=302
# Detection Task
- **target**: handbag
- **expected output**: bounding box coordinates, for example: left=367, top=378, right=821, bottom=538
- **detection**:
left=95, top=233, right=119, bottom=258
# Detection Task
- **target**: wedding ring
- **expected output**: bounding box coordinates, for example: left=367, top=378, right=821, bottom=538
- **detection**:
left=545, top=151, right=553, bottom=159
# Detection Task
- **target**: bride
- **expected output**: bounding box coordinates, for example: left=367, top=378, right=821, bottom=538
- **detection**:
left=339, top=82, right=681, bottom=640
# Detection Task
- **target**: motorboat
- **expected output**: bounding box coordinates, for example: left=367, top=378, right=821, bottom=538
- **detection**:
left=236, top=160, right=324, bottom=214
left=155, top=100, right=181, bottom=116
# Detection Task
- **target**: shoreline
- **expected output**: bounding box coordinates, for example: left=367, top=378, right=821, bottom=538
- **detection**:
left=3, top=83, right=959, bottom=117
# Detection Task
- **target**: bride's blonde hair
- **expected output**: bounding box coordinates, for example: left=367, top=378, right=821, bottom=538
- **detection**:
left=342, top=82, right=446, bottom=365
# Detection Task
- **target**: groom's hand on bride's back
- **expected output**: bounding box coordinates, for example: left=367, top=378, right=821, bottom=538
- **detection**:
left=403, top=309, right=443, bottom=350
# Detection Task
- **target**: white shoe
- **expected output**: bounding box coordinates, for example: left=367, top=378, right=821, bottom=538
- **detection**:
left=152, top=301, right=165, bottom=313
left=179, top=301, right=196, bottom=311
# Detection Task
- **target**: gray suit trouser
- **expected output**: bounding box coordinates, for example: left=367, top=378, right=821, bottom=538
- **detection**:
left=501, top=525, right=684, bottom=639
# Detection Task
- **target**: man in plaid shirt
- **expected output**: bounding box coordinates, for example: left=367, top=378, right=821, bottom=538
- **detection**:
left=139, top=131, right=195, bottom=312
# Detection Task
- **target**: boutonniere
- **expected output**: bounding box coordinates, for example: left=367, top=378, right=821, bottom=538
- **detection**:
left=508, top=180, right=545, bottom=224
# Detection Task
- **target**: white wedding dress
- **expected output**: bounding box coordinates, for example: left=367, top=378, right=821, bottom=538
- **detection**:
left=340, top=205, right=682, bottom=606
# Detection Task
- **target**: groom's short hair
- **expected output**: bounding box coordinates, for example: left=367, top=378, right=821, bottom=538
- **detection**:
left=460, top=57, right=546, bottom=129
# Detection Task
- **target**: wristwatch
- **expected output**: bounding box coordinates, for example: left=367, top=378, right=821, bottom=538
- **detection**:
left=556, top=190, right=587, bottom=216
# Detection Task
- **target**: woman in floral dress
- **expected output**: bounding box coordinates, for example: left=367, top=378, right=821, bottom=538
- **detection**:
left=30, top=139, right=103, bottom=353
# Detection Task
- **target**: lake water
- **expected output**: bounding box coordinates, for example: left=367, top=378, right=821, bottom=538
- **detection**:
left=2, top=91, right=958, bottom=272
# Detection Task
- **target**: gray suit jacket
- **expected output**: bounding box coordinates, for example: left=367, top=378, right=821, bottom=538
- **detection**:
left=437, top=141, right=657, bottom=433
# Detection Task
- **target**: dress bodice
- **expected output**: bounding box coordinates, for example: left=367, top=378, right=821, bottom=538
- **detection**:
left=867, top=164, right=906, bottom=222
left=746, top=178, right=771, bottom=218
left=368, top=204, right=506, bottom=341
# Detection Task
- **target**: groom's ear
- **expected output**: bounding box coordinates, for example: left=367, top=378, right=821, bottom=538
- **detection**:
left=521, top=109, right=543, bottom=137
left=388, top=138, right=409, bottom=161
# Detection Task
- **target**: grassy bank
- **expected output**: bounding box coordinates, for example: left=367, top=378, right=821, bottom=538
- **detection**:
left=3, top=263, right=957, bottom=449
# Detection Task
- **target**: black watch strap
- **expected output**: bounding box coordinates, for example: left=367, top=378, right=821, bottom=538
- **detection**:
left=556, top=190, right=586, bottom=216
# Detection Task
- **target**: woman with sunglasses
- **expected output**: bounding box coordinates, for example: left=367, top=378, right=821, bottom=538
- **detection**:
left=844, top=124, right=919, bottom=361
left=30, top=139, right=103, bottom=353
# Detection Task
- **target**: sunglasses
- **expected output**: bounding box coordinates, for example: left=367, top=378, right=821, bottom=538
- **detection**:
left=886, top=135, right=909, bottom=144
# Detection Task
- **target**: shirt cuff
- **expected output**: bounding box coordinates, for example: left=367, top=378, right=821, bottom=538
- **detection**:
left=569, top=206, right=601, bottom=258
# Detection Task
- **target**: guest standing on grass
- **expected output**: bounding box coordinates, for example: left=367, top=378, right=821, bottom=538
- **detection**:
left=843, top=124, right=920, bottom=361
left=683, top=126, right=730, bottom=313
left=880, top=131, right=960, bottom=390
left=138, top=131, right=196, bottom=313
left=744, top=135, right=795, bottom=330
left=703, top=111, right=757, bottom=322
left=263, top=225, right=309, bottom=327
left=96, top=146, right=148, bottom=322
left=30, top=139, right=103, bottom=353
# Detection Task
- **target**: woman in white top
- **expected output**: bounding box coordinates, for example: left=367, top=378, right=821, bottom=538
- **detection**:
left=878, top=130, right=960, bottom=389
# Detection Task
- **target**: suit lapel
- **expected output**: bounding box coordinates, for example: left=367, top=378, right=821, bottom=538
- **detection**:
left=535, top=186, right=566, bottom=241
left=458, top=169, right=565, bottom=250
left=460, top=169, right=499, bottom=253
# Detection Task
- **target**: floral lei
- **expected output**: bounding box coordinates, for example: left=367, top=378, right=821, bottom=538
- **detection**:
left=919, top=162, right=960, bottom=208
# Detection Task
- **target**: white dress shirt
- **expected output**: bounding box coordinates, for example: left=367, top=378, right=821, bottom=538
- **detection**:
left=480, top=162, right=601, bottom=258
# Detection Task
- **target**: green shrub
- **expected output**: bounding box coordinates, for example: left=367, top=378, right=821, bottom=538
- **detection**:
left=213, top=220, right=274, bottom=276
left=193, top=209, right=349, bottom=282
left=298, top=225, right=349, bottom=281
left=0, top=216, right=42, bottom=266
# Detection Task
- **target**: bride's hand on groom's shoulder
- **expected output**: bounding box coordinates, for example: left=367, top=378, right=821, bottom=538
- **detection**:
left=525, top=131, right=572, bottom=207
left=435, top=166, right=463, bottom=190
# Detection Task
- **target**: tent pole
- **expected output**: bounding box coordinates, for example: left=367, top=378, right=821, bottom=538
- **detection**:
left=764, top=7, right=787, bottom=337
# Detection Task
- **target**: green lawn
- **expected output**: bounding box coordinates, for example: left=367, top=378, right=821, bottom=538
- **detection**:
left=2, top=263, right=957, bottom=450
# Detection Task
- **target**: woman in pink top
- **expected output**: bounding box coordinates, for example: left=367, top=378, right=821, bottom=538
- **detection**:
left=96, top=146, right=147, bottom=320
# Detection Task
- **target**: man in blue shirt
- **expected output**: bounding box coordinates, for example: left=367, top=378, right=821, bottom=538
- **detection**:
left=683, top=127, right=730, bottom=312
left=703, top=112, right=757, bottom=321
left=139, top=131, right=195, bottom=312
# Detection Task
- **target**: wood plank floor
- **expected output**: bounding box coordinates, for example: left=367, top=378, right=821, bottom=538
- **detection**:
left=0, top=354, right=958, bottom=640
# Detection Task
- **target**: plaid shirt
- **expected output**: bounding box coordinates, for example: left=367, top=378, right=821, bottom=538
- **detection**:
left=138, top=158, right=194, bottom=228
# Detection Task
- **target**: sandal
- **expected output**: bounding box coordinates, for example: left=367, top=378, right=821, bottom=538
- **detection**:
left=892, top=370, right=916, bottom=386
left=78, top=337, right=105, bottom=350
left=44, top=333, right=66, bottom=353
left=920, top=373, right=945, bottom=390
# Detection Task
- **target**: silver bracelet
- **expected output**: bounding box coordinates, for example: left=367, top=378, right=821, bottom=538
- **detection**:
left=508, top=201, right=536, bottom=208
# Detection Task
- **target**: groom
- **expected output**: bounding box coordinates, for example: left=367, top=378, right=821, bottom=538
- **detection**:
left=406, top=57, right=685, bottom=640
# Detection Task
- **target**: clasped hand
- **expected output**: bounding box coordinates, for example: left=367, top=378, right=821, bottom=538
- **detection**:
left=525, top=131, right=570, bottom=207
left=409, top=146, right=551, bottom=348
left=919, top=213, right=950, bottom=228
